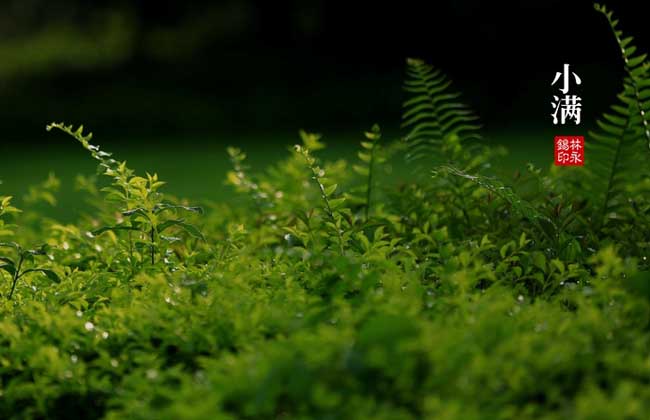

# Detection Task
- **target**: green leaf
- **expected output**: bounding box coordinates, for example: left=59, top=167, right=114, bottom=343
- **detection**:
left=0, top=242, right=20, bottom=251
left=519, top=232, right=528, bottom=248
left=328, top=198, right=346, bottom=210
left=93, top=224, right=142, bottom=236
left=353, top=164, right=369, bottom=176
left=154, top=203, right=204, bottom=215
left=175, top=222, right=205, bottom=241
left=550, top=259, right=565, bottom=275
left=531, top=252, right=547, bottom=271
left=122, top=208, right=150, bottom=218
left=20, top=269, right=60, bottom=283
left=500, top=243, right=511, bottom=259
left=357, top=151, right=371, bottom=163
left=157, top=219, right=184, bottom=234
left=324, top=184, right=338, bottom=197
left=0, top=263, right=16, bottom=276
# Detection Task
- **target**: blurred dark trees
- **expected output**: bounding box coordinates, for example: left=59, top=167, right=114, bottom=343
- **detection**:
left=1, top=1, right=649, bottom=140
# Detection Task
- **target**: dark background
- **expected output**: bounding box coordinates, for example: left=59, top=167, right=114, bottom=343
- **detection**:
left=1, top=0, right=649, bottom=218
left=1, top=0, right=648, bottom=142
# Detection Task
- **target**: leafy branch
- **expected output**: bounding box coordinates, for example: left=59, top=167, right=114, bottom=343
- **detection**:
left=0, top=242, right=59, bottom=300
left=295, top=131, right=346, bottom=254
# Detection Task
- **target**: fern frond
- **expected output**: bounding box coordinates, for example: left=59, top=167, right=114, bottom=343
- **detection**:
left=402, top=58, right=481, bottom=165
left=352, top=124, right=382, bottom=220
left=439, top=166, right=557, bottom=241
left=586, top=5, right=650, bottom=227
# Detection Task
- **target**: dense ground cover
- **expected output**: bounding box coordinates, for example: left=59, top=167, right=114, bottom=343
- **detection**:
left=1, top=4, right=650, bottom=419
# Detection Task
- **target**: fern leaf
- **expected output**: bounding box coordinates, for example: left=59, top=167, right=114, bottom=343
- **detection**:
left=349, top=124, right=382, bottom=221
left=402, top=58, right=481, bottom=165
left=439, top=166, right=557, bottom=241
left=586, top=5, right=650, bottom=226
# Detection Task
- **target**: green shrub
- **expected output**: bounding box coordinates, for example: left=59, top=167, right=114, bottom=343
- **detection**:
left=0, top=3, right=649, bottom=419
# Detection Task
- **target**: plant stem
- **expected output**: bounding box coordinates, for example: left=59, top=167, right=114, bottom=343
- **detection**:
left=8, top=255, right=24, bottom=300
left=314, top=177, right=344, bottom=254
left=150, top=226, right=155, bottom=265
left=365, top=146, right=375, bottom=221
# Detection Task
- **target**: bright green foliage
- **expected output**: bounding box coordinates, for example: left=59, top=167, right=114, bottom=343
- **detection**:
left=46, top=122, right=204, bottom=276
left=0, top=4, right=648, bottom=419
left=0, top=195, right=20, bottom=237
left=0, top=242, right=60, bottom=299
left=294, top=131, right=348, bottom=254
left=226, top=147, right=263, bottom=205
left=23, top=173, right=60, bottom=207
